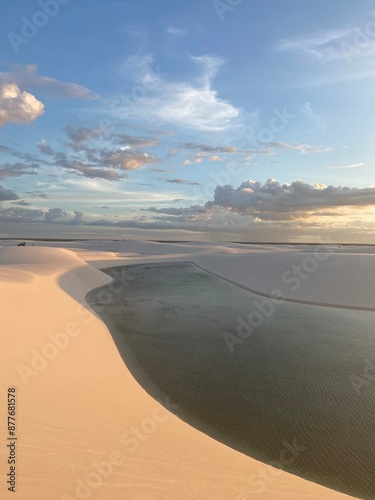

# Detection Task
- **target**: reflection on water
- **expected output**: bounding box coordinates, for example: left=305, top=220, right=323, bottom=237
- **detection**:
left=87, top=263, right=375, bottom=500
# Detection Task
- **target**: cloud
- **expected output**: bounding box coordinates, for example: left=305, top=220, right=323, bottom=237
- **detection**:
left=275, top=27, right=375, bottom=83
left=185, top=153, right=204, bottom=164
left=262, top=141, right=331, bottom=154
left=0, top=144, right=12, bottom=153
left=12, top=200, right=31, bottom=206
left=0, top=83, right=44, bottom=127
left=44, top=208, right=68, bottom=222
left=1, top=143, right=46, bottom=164
left=0, top=185, right=19, bottom=201
left=183, top=141, right=275, bottom=156
left=208, top=179, right=375, bottom=220
left=0, top=206, right=44, bottom=222
left=64, top=126, right=103, bottom=151
left=0, top=65, right=98, bottom=100
left=62, top=178, right=117, bottom=192
left=192, top=55, right=224, bottom=86
left=24, top=191, right=48, bottom=199
left=165, top=178, right=200, bottom=186
left=209, top=155, right=226, bottom=162
left=0, top=162, right=39, bottom=179
left=100, top=149, right=158, bottom=171
left=62, top=160, right=126, bottom=181
left=275, top=29, right=355, bottom=61
left=166, top=27, right=188, bottom=37
left=182, top=141, right=273, bottom=165
left=5, top=178, right=374, bottom=234
left=302, top=102, right=327, bottom=134
left=117, top=54, right=240, bottom=131
left=34, top=128, right=161, bottom=181
left=70, top=211, right=84, bottom=225
left=50, top=126, right=160, bottom=179
left=104, top=179, right=375, bottom=233
left=184, top=142, right=237, bottom=153
left=111, top=133, right=158, bottom=148
left=331, top=162, right=364, bottom=169
left=36, top=139, right=55, bottom=156
left=145, top=205, right=206, bottom=217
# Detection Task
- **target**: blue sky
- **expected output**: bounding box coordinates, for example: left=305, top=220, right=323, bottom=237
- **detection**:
left=1, top=0, right=375, bottom=242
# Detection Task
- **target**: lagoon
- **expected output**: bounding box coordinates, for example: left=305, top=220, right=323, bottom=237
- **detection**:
left=86, top=263, right=375, bottom=500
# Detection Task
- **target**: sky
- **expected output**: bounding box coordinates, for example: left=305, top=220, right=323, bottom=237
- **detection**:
left=1, top=0, right=375, bottom=242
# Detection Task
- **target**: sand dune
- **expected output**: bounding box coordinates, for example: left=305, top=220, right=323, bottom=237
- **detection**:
left=0, top=242, right=361, bottom=499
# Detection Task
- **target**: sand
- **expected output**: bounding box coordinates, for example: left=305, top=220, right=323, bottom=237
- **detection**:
left=0, top=240, right=364, bottom=499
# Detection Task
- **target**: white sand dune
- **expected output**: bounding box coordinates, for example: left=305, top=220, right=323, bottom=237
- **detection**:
left=0, top=241, right=364, bottom=499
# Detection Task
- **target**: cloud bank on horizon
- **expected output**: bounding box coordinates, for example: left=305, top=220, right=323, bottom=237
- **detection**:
left=0, top=0, right=374, bottom=242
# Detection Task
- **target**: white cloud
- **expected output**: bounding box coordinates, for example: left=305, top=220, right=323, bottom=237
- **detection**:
left=0, top=83, right=44, bottom=127
left=184, top=153, right=221, bottom=165
left=302, top=102, right=327, bottom=134
left=62, top=178, right=118, bottom=192
left=276, top=26, right=375, bottom=70
left=191, top=55, right=224, bottom=86
left=276, top=29, right=353, bottom=61
left=117, top=54, right=240, bottom=131
left=331, top=162, right=364, bottom=169
left=263, top=141, right=331, bottom=155
left=166, top=27, right=188, bottom=37
left=209, top=155, right=226, bottom=162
